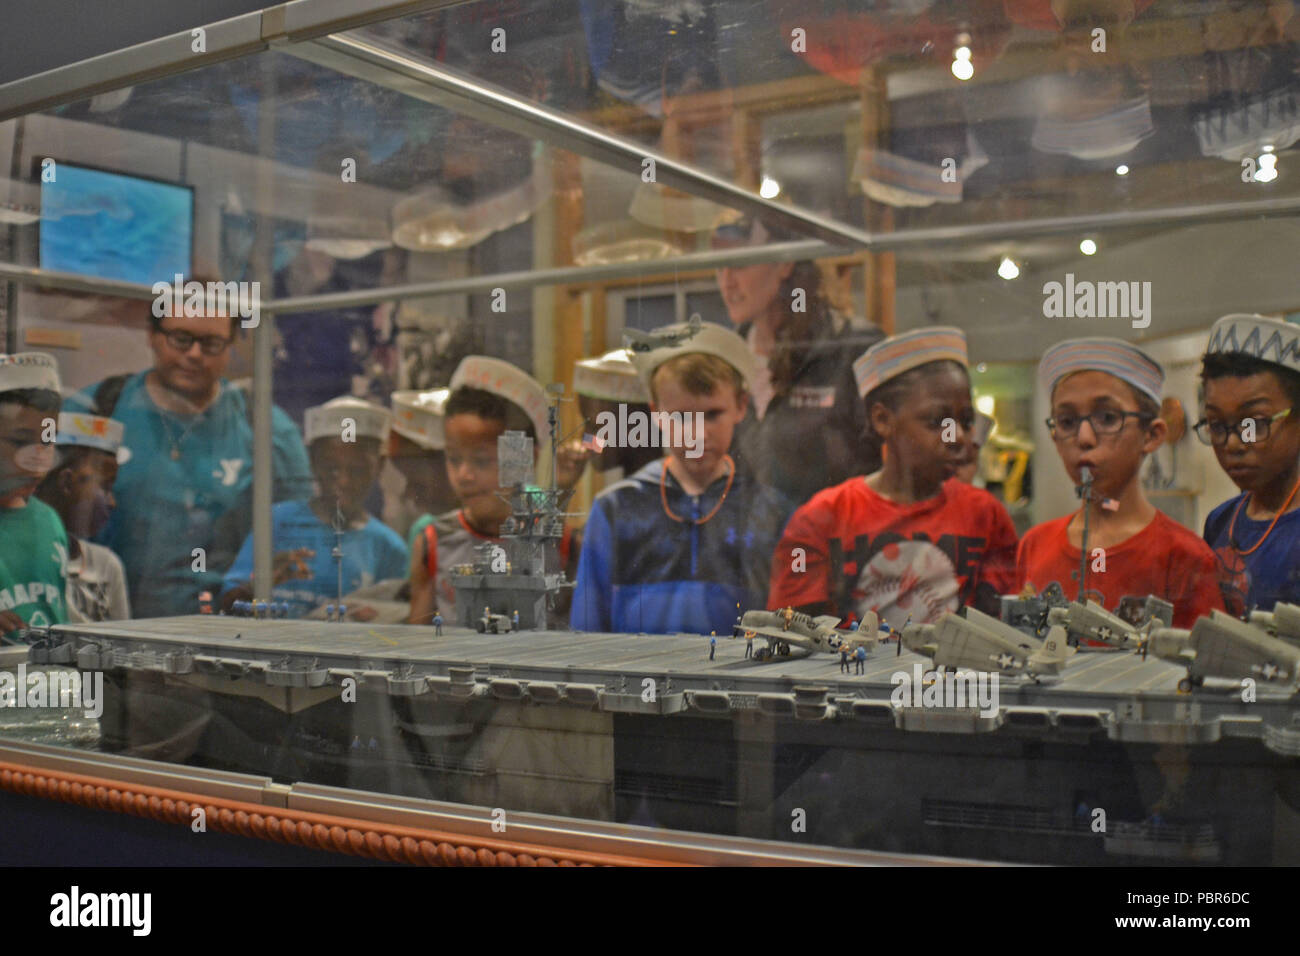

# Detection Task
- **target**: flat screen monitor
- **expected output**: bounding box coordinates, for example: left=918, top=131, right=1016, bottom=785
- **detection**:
left=39, top=161, right=193, bottom=287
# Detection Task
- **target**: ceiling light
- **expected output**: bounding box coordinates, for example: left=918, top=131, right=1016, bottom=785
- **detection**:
left=1079, top=238, right=1097, bottom=256
left=759, top=176, right=781, bottom=199
left=997, top=256, right=1020, bottom=281
left=1115, top=164, right=1130, bottom=176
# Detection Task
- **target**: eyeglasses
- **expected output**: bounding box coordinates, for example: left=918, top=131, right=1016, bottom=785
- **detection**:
left=1193, top=408, right=1292, bottom=446
left=1046, top=409, right=1150, bottom=439
left=159, top=328, right=231, bottom=356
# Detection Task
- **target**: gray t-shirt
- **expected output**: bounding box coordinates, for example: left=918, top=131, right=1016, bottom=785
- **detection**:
left=66, top=539, right=131, bottom=623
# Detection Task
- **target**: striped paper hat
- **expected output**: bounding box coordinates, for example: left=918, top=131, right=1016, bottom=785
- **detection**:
left=391, top=387, right=450, bottom=450
left=1038, top=337, right=1164, bottom=405
left=450, top=356, right=550, bottom=442
left=1204, top=314, right=1300, bottom=375
left=853, top=326, right=968, bottom=398
left=0, top=352, right=60, bottom=394
left=573, top=349, right=649, bottom=404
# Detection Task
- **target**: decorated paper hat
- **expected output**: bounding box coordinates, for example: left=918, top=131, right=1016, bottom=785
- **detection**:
left=304, top=396, right=392, bottom=446
left=1204, top=314, right=1300, bottom=376
left=449, top=356, right=550, bottom=442
left=56, top=412, right=130, bottom=464
left=391, top=387, right=450, bottom=450
left=0, top=352, right=60, bottom=394
left=1038, top=337, right=1164, bottom=404
left=627, top=319, right=757, bottom=393
left=573, top=349, right=649, bottom=404
left=853, top=326, right=967, bottom=398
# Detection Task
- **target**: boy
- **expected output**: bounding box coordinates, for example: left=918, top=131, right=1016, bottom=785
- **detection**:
left=768, top=328, right=1017, bottom=629
left=221, top=396, right=407, bottom=618
left=1018, top=337, right=1223, bottom=627
left=389, top=387, right=457, bottom=551
left=0, top=353, right=68, bottom=637
left=35, top=412, right=131, bottom=622
left=1200, top=314, right=1300, bottom=614
left=570, top=321, right=790, bottom=635
left=408, top=356, right=554, bottom=626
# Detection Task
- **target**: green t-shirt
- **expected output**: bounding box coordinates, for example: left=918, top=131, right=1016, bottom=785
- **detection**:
left=0, top=497, right=68, bottom=628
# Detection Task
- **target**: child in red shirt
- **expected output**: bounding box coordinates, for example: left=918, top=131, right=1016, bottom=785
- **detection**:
left=768, top=327, right=1018, bottom=629
left=1018, top=338, right=1223, bottom=627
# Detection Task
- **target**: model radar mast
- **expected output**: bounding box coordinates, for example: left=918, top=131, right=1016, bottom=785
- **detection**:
left=331, top=499, right=345, bottom=622
left=448, top=383, right=584, bottom=630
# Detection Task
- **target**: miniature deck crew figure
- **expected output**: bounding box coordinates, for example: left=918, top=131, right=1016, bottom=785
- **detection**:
left=744, top=630, right=754, bottom=658
left=63, top=292, right=312, bottom=618
left=1017, top=338, right=1224, bottom=627
left=571, top=322, right=792, bottom=635
left=840, top=645, right=851, bottom=673
left=768, top=327, right=1018, bottom=630
left=35, top=410, right=132, bottom=623
left=433, top=611, right=443, bottom=636
left=1200, top=315, right=1300, bottom=614
left=221, top=397, right=408, bottom=618
left=512, top=608, right=520, bottom=630
left=709, top=632, right=716, bottom=660
left=0, top=353, right=68, bottom=637
left=855, top=644, right=866, bottom=674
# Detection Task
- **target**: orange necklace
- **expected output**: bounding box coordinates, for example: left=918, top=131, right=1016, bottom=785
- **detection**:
left=660, top=455, right=736, bottom=525
left=1228, top=473, right=1300, bottom=555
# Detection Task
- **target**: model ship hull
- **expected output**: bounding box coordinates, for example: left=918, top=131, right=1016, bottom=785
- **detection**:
left=36, top=615, right=1300, bottom=864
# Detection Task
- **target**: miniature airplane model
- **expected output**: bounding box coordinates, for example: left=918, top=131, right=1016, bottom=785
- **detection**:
left=1147, top=610, right=1300, bottom=693
left=1047, top=600, right=1145, bottom=649
left=902, top=607, right=1075, bottom=679
left=623, top=314, right=703, bottom=353
left=735, top=608, right=878, bottom=661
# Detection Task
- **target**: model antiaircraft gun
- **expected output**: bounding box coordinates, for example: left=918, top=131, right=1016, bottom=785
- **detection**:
left=1147, top=610, right=1300, bottom=693
left=735, top=608, right=878, bottom=662
left=902, top=606, right=1075, bottom=679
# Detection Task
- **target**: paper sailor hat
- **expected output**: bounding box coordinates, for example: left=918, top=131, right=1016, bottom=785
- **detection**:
left=0, top=352, right=60, bottom=394
left=56, top=412, right=131, bottom=464
left=391, top=387, right=450, bottom=450
left=304, top=396, right=392, bottom=446
left=628, top=320, right=756, bottom=394
left=853, top=326, right=968, bottom=398
left=573, top=349, right=649, bottom=404
left=449, top=356, right=550, bottom=442
left=1038, top=336, right=1164, bottom=405
left=1204, top=314, right=1300, bottom=376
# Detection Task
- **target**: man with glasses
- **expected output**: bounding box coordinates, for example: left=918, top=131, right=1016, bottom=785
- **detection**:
left=1200, top=314, right=1300, bottom=615
left=1015, top=337, right=1224, bottom=628
left=64, top=288, right=311, bottom=618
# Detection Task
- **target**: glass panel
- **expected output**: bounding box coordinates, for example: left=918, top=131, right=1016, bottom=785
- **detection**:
left=0, top=0, right=1297, bottom=867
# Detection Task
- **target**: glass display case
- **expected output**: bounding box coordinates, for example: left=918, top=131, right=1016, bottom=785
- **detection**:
left=1, top=0, right=1299, bottom=866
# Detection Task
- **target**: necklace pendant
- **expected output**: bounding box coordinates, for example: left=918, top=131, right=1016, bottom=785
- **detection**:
left=171, top=447, right=181, bottom=461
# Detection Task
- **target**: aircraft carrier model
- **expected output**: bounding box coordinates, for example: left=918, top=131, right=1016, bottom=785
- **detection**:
left=17, top=424, right=1300, bottom=865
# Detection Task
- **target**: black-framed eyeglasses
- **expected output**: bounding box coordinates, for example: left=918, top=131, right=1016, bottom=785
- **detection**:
left=1046, top=409, right=1150, bottom=439
left=160, top=328, right=231, bottom=356
left=1193, top=408, right=1292, bottom=446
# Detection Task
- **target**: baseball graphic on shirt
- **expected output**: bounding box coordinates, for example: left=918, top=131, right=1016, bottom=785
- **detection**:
left=850, top=539, right=960, bottom=629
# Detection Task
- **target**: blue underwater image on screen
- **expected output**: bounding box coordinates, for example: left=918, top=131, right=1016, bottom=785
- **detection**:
left=40, top=164, right=193, bottom=286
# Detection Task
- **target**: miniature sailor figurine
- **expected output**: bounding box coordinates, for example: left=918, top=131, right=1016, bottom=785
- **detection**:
left=337, top=604, right=347, bottom=622
left=744, top=630, right=754, bottom=659
left=855, top=644, right=867, bottom=675
left=198, top=591, right=213, bottom=614
left=433, top=612, right=443, bottom=636
left=326, top=604, right=336, bottom=622
left=840, top=645, right=851, bottom=673
left=781, top=606, right=794, bottom=631
left=512, top=609, right=520, bottom=630
left=709, top=632, right=716, bottom=660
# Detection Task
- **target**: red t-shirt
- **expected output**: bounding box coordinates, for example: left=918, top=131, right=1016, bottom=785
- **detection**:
left=1015, top=511, right=1225, bottom=628
left=767, top=477, right=1018, bottom=629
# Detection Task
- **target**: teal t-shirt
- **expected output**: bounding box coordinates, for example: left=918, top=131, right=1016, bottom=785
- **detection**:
left=65, top=373, right=313, bottom=618
left=0, top=498, right=69, bottom=629
left=222, top=500, right=409, bottom=617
